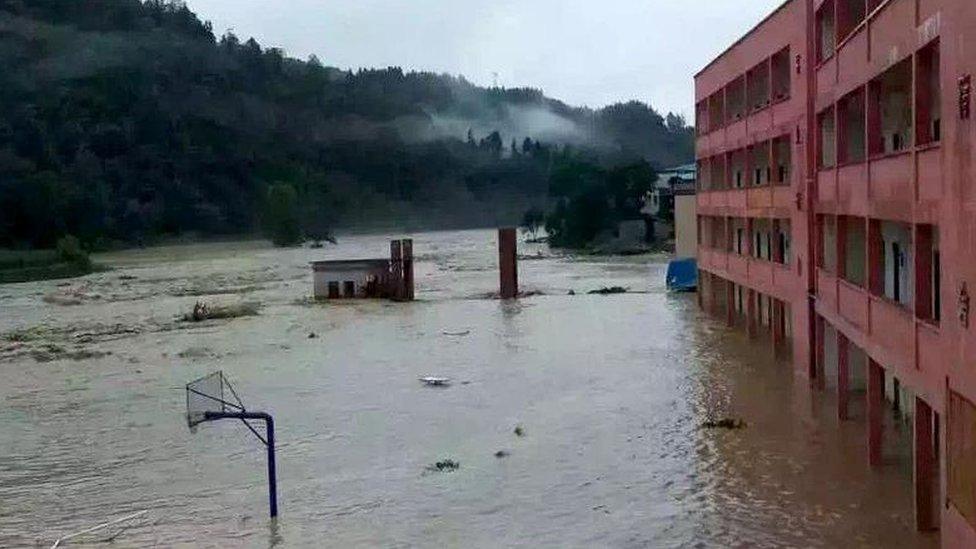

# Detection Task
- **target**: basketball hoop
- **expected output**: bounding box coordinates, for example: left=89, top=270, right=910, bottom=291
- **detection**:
left=185, top=371, right=278, bottom=518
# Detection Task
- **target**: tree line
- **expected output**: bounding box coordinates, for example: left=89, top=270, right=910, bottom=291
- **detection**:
left=0, top=0, right=693, bottom=249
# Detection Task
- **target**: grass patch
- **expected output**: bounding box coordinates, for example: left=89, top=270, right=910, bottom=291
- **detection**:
left=0, top=237, right=97, bottom=284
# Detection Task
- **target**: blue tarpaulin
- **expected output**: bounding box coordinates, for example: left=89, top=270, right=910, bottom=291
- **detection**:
left=666, top=258, right=698, bottom=292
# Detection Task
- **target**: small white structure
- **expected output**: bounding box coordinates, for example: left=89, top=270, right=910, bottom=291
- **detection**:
left=311, top=259, right=390, bottom=299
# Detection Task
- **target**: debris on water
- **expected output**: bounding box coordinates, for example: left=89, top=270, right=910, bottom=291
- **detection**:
left=442, top=330, right=471, bottom=337
left=420, top=376, right=451, bottom=387
left=308, top=332, right=317, bottom=339
left=702, top=418, right=747, bottom=430
left=588, top=286, right=628, bottom=295
left=182, top=301, right=260, bottom=322
left=567, top=290, right=576, bottom=296
left=518, top=251, right=546, bottom=260
left=118, top=275, right=138, bottom=281
left=514, top=425, right=525, bottom=437
left=425, top=459, right=460, bottom=473
left=494, top=450, right=510, bottom=458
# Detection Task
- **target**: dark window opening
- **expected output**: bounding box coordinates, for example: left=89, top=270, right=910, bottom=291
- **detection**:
left=343, top=280, right=356, bottom=297
left=917, top=40, right=942, bottom=146
left=816, top=3, right=836, bottom=63
left=869, top=58, right=913, bottom=156
left=328, top=281, right=340, bottom=299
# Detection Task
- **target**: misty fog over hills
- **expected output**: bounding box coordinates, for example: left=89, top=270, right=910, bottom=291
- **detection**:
left=0, top=0, right=692, bottom=248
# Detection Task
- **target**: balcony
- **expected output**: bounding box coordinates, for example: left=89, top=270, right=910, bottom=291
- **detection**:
left=869, top=152, right=913, bottom=221
left=870, top=295, right=914, bottom=363
left=838, top=279, right=870, bottom=330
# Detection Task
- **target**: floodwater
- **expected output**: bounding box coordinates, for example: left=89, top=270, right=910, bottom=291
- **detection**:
left=0, top=229, right=939, bottom=548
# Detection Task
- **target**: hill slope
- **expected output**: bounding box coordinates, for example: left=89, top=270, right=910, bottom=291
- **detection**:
left=0, top=0, right=693, bottom=247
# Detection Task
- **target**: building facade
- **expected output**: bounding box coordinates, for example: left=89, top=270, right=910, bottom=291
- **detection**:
left=694, top=1, right=976, bottom=545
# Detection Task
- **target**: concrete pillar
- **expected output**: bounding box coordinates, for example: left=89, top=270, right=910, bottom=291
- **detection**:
left=814, top=315, right=826, bottom=390
left=401, top=239, right=414, bottom=301
left=867, top=359, right=884, bottom=468
left=726, top=282, right=735, bottom=327
left=914, top=397, right=937, bottom=531
left=772, top=299, right=783, bottom=353
left=868, top=219, right=883, bottom=296
left=746, top=289, right=758, bottom=338
left=498, top=228, right=518, bottom=299
left=837, top=332, right=850, bottom=420
left=390, top=240, right=403, bottom=300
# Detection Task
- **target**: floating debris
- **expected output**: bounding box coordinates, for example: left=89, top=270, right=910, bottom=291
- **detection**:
left=442, top=330, right=471, bottom=337
left=494, top=450, right=510, bottom=458
left=420, top=377, right=451, bottom=387
left=567, top=290, right=576, bottom=296
left=425, top=459, right=460, bottom=473
left=588, top=286, right=628, bottom=295
left=308, top=332, right=318, bottom=339
left=514, top=425, right=525, bottom=437
left=182, top=301, right=260, bottom=322
left=702, top=418, right=747, bottom=430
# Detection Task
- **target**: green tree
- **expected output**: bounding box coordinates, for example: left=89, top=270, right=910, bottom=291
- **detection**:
left=264, top=183, right=302, bottom=246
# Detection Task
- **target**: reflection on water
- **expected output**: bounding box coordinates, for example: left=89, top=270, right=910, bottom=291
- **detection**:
left=0, top=230, right=937, bottom=547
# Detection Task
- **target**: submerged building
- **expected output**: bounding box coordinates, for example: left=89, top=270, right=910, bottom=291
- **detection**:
left=311, top=239, right=415, bottom=301
left=695, top=0, right=976, bottom=545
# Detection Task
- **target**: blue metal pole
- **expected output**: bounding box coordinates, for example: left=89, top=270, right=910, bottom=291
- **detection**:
left=204, top=411, right=278, bottom=518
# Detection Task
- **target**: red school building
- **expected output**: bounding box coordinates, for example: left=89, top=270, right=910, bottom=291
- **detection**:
left=694, top=0, right=976, bottom=545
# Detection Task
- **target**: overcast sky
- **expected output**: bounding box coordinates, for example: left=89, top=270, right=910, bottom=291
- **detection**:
left=185, top=0, right=784, bottom=118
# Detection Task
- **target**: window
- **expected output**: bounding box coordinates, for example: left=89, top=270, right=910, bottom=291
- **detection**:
left=708, top=91, right=725, bottom=131
left=818, top=107, right=836, bottom=168
left=841, top=216, right=866, bottom=287
left=816, top=2, right=836, bottom=62
left=869, top=58, right=913, bottom=156
left=838, top=88, right=866, bottom=164
left=747, top=60, right=770, bottom=112
left=726, top=76, right=746, bottom=122
left=771, top=47, right=791, bottom=101
left=730, top=149, right=746, bottom=189
left=837, top=0, right=866, bottom=42
left=916, top=40, right=942, bottom=146
left=819, top=215, right=838, bottom=272
left=328, top=281, right=340, bottom=299
left=915, top=225, right=941, bottom=323
left=343, top=280, right=356, bottom=297
left=773, top=135, right=791, bottom=185
left=750, top=142, right=770, bottom=186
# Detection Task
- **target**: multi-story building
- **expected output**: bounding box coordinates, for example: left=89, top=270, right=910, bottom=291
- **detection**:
left=694, top=1, right=976, bottom=546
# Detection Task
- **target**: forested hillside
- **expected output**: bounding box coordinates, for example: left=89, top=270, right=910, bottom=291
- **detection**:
left=0, top=0, right=693, bottom=248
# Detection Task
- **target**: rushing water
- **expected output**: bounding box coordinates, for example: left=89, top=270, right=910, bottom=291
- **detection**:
left=0, top=229, right=938, bottom=548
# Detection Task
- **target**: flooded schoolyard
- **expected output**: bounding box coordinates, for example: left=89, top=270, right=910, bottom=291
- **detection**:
left=0, top=229, right=937, bottom=547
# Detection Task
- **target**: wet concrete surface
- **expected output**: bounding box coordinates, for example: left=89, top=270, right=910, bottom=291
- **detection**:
left=0, top=229, right=938, bottom=547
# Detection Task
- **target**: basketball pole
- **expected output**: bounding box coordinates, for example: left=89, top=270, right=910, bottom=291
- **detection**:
left=204, top=411, right=278, bottom=518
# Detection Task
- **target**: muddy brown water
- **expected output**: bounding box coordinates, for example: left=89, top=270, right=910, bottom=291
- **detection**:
left=0, top=230, right=938, bottom=548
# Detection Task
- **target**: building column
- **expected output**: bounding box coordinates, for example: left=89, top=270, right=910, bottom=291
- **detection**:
left=814, top=315, right=826, bottom=390
left=726, top=281, right=735, bottom=327
left=498, top=228, right=518, bottom=299
left=914, top=397, right=937, bottom=531
left=698, top=270, right=705, bottom=311
left=867, top=359, right=884, bottom=468
left=868, top=219, right=883, bottom=296
left=837, top=332, right=850, bottom=420
left=772, top=299, right=784, bottom=354
left=746, top=289, right=758, bottom=338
